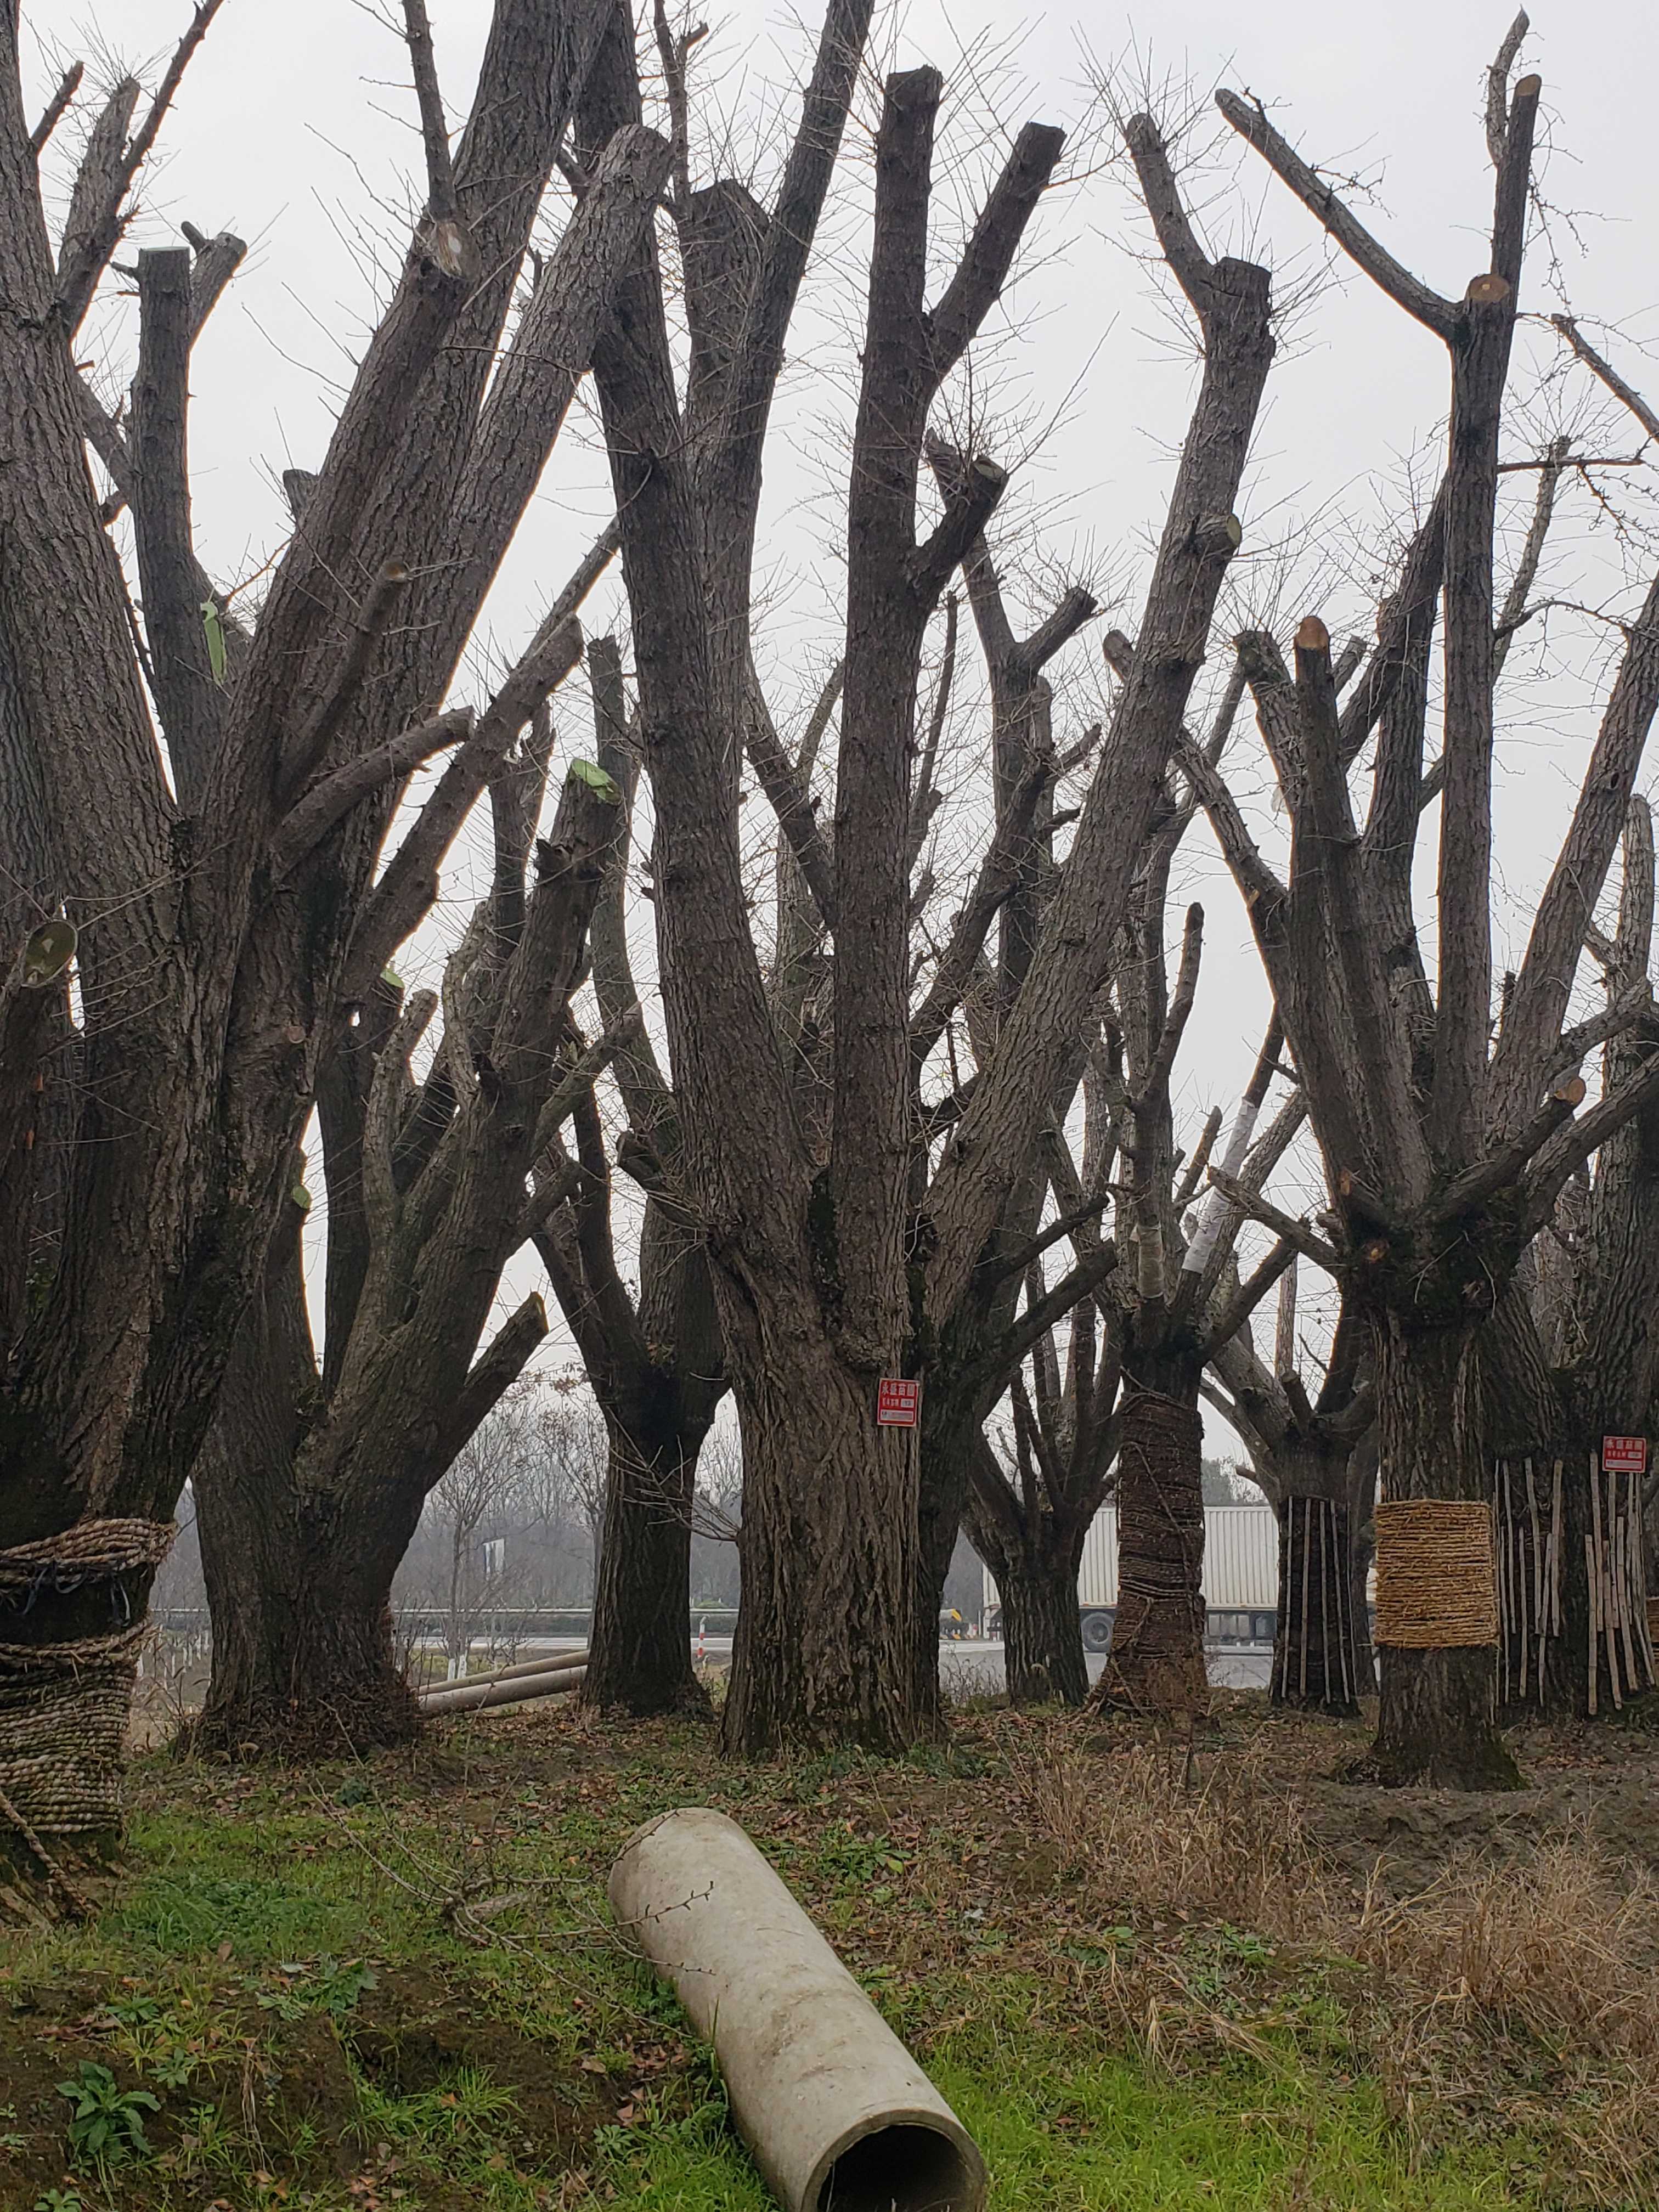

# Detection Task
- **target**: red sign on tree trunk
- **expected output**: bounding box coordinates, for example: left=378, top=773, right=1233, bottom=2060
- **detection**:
left=876, top=1378, right=920, bottom=1427
left=1602, top=1435, right=1647, bottom=1475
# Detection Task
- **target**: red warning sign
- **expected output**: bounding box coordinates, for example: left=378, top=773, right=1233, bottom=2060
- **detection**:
left=876, top=1378, right=921, bottom=1427
left=1602, top=1435, right=1647, bottom=1476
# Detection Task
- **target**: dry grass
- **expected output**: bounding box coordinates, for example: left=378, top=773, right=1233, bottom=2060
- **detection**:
left=997, top=1713, right=1659, bottom=2200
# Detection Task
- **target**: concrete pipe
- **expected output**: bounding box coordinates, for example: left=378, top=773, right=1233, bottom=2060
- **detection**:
left=418, top=1663, right=586, bottom=1716
left=610, top=1807, right=985, bottom=2212
left=420, top=1646, right=590, bottom=1701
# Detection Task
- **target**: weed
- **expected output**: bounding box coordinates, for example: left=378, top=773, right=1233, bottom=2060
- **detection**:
left=56, top=2059, right=161, bottom=2171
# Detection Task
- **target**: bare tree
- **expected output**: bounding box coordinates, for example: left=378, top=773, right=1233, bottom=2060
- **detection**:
left=577, top=0, right=1276, bottom=1749
left=0, top=0, right=655, bottom=1883
left=1206, top=1268, right=1375, bottom=1716
left=1192, top=27, right=1659, bottom=1783
left=532, top=637, right=725, bottom=1717
left=426, top=1385, right=540, bottom=1673
left=1479, top=796, right=1659, bottom=1716
left=190, top=737, right=620, bottom=1753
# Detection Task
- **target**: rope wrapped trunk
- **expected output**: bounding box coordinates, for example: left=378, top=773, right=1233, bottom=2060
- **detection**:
left=0, top=1519, right=174, bottom=1887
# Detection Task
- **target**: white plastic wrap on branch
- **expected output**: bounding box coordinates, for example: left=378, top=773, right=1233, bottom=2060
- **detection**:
left=611, top=1807, right=986, bottom=2211
left=1181, top=1095, right=1261, bottom=1274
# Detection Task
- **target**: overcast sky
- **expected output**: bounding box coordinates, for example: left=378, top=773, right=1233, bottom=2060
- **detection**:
left=25, top=1, right=1659, bottom=1451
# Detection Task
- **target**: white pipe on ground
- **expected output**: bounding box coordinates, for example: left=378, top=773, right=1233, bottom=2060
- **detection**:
left=420, top=1645, right=590, bottom=1699
left=417, top=1663, right=586, bottom=1715
left=610, top=1807, right=986, bottom=2212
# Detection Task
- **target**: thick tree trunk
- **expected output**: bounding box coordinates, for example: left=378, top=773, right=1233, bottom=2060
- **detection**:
left=1273, top=1476, right=1359, bottom=1717
left=582, top=1409, right=711, bottom=1717
left=720, top=1338, right=920, bottom=1753
left=1093, top=1364, right=1208, bottom=1718
left=995, top=1529, right=1088, bottom=1706
left=1355, top=1318, right=1521, bottom=1788
left=193, top=1438, right=417, bottom=1758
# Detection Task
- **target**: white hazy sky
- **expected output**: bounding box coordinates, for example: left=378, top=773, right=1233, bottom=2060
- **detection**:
left=25, top=2, right=1659, bottom=1443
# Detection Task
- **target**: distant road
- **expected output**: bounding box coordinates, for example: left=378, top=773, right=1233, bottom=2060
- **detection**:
left=452, top=1634, right=1273, bottom=1699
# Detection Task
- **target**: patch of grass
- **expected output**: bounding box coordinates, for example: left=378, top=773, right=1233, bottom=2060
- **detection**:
left=3, top=1701, right=1656, bottom=2208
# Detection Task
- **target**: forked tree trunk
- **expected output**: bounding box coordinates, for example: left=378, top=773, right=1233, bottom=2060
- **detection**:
left=1273, top=1463, right=1359, bottom=1717
left=193, top=1429, right=419, bottom=1757
left=720, top=1338, right=919, bottom=1753
left=1356, top=1317, right=1521, bottom=1788
left=1093, top=1367, right=1208, bottom=1718
left=582, top=1408, right=712, bottom=1717
left=993, top=1528, right=1088, bottom=1706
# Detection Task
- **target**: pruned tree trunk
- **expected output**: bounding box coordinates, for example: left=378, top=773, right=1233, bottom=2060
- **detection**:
left=980, top=1519, right=1088, bottom=1706
left=195, top=1455, right=419, bottom=1757
left=1355, top=1317, right=1520, bottom=1788
left=1094, top=1368, right=1209, bottom=1718
left=720, top=1339, right=919, bottom=1751
left=583, top=1410, right=709, bottom=1716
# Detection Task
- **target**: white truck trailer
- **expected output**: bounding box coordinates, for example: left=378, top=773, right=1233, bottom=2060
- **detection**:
left=981, top=1504, right=1280, bottom=1651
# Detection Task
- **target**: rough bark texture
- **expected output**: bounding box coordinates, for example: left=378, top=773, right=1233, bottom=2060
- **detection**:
left=1353, top=1319, right=1520, bottom=1788
left=194, top=760, right=618, bottom=1754
left=0, top=0, right=630, bottom=1861
left=963, top=1450, right=1089, bottom=1705
left=1095, top=1370, right=1209, bottom=1718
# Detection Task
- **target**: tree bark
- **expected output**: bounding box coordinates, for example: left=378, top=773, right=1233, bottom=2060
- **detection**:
left=720, top=1335, right=921, bottom=1752
left=194, top=1451, right=418, bottom=1757
left=190, top=1230, right=419, bottom=1755
left=582, top=1407, right=711, bottom=1717
left=1092, top=1361, right=1209, bottom=1718
left=1354, top=1316, right=1521, bottom=1787
left=974, top=1510, right=1088, bottom=1706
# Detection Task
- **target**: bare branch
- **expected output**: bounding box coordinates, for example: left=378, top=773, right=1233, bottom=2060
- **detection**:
left=1206, top=1166, right=1342, bottom=1272
left=1133, top=901, right=1203, bottom=1116
left=364, top=987, right=437, bottom=1245
left=1522, top=1056, right=1659, bottom=1238
left=1550, top=316, right=1659, bottom=445
left=402, top=0, right=459, bottom=223
left=1485, top=14, right=1531, bottom=167
left=274, top=709, right=473, bottom=877
left=29, top=60, right=83, bottom=156
left=912, top=454, right=1008, bottom=601
left=928, top=121, right=1068, bottom=381
left=57, top=3, right=228, bottom=332
left=1435, top=1074, right=1585, bottom=1220
left=1216, top=88, right=1456, bottom=341
left=131, top=246, right=223, bottom=798
left=747, top=672, right=839, bottom=930
left=1172, top=1105, right=1222, bottom=1214
left=342, top=616, right=584, bottom=1003
left=428, top=1295, right=549, bottom=1481
left=278, top=559, right=410, bottom=799
left=1203, top=1237, right=1298, bottom=1355
left=1124, top=111, right=1213, bottom=319
left=1489, top=566, right=1659, bottom=1134
left=1011, top=585, right=1098, bottom=680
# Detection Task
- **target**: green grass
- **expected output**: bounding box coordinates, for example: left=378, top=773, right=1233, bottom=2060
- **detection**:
left=0, top=1709, right=1646, bottom=2210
